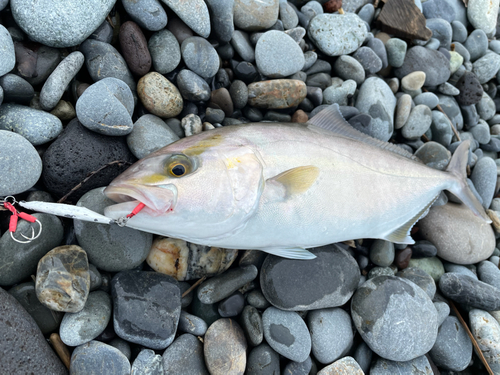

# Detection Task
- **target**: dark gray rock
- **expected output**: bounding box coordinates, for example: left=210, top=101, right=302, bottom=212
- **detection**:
left=394, top=46, right=451, bottom=86
left=241, top=305, right=264, bottom=347
left=247, top=343, right=280, bottom=375
left=456, top=71, right=484, bottom=106
left=111, top=271, right=181, bottom=349
left=395, top=267, right=436, bottom=299
left=369, top=239, right=395, bottom=267
left=353, top=46, right=383, bottom=74
left=260, top=245, right=360, bottom=311
left=206, top=0, right=234, bottom=42
left=218, top=292, right=245, bottom=317
left=148, top=29, right=181, bottom=74
left=70, top=340, right=130, bottom=375
left=0, top=73, right=34, bottom=104
left=178, top=310, right=208, bottom=336
left=176, top=69, right=211, bottom=101
left=283, top=357, right=313, bottom=375
left=122, top=0, right=168, bottom=31
left=162, top=334, right=208, bottom=374
left=24, top=45, right=62, bottom=86
left=478, top=260, right=500, bottom=289
left=353, top=342, right=372, bottom=374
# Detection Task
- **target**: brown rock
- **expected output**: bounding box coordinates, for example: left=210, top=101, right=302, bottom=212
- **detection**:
left=119, top=21, right=151, bottom=76
left=395, top=247, right=412, bottom=269
left=76, top=83, right=90, bottom=98
left=137, top=72, right=183, bottom=118
left=204, top=318, right=247, bottom=375
left=323, top=0, right=342, bottom=13
left=210, top=88, right=234, bottom=117
left=35, top=245, right=90, bottom=313
left=377, top=0, right=432, bottom=41
left=248, top=79, right=307, bottom=109
left=291, top=109, right=309, bottom=123
left=50, top=100, right=76, bottom=121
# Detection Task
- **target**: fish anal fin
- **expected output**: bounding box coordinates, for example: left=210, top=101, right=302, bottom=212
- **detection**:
left=384, top=195, right=438, bottom=244
left=262, top=247, right=316, bottom=260
left=271, top=166, right=320, bottom=196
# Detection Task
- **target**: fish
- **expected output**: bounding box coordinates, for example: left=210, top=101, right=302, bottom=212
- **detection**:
left=103, top=104, right=491, bottom=260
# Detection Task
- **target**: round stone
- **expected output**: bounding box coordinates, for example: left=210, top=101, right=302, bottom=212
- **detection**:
left=255, top=30, right=304, bottom=78
left=351, top=275, right=438, bottom=362
left=119, top=21, right=152, bottom=76
left=162, top=334, right=209, bottom=374
left=122, top=0, right=168, bottom=31
left=131, top=349, right=163, bottom=375
left=370, top=356, right=432, bottom=374
left=218, top=292, right=245, bottom=318
left=394, top=46, right=451, bottom=86
left=395, top=94, right=412, bottom=129
left=233, top=0, right=279, bottom=31
left=471, top=156, right=497, bottom=209
left=465, top=29, right=488, bottom=62
left=308, top=13, right=367, bottom=56
left=162, top=0, right=210, bottom=38
left=334, top=55, right=365, bottom=85
left=413, top=92, right=439, bottom=109
left=369, top=240, right=395, bottom=267
left=204, top=318, right=247, bottom=375
left=317, top=357, right=364, bottom=374
left=426, top=18, right=452, bottom=49
left=414, top=141, right=451, bottom=170
left=247, top=343, right=280, bottom=374
left=178, top=310, right=208, bottom=336
left=478, top=260, right=500, bottom=289
left=176, top=69, right=211, bottom=102
left=395, top=267, right=436, bottom=299
left=0, top=25, right=15, bottom=76
left=241, top=305, right=264, bottom=347
left=352, top=46, right=383, bottom=74
left=469, top=309, right=500, bottom=374
left=0, top=73, right=34, bottom=104
left=231, top=30, right=255, bottom=62
left=472, top=53, right=500, bottom=84
left=148, top=29, right=181, bottom=74
left=137, top=72, right=183, bottom=118
left=401, top=105, right=433, bottom=140
left=248, top=79, right=307, bottom=109
left=467, top=0, right=499, bottom=35
left=70, top=340, right=131, bottom=375
left=181, top=37, right=219, bottom=79
left=10, top=0, right=116, bottom=47
left=385, top=38, right=407, bottom=68
left=262, top=307, right=311, bottom=362
left=423, top=0, right=456, bottom=22
left=407, top=257, right=445, bottom=282
left=60, top=291, right=112, bottom=346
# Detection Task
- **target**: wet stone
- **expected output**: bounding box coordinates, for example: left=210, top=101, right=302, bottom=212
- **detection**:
left=247, top=343, right=280, bottom=375
left=137, top=72, right=183, bottom=118
left=469, top=309, right=500, bottom=373
left=75, top=188, right=152, bottom=272
left=36, top=245, right=90, bottom=313
left=178, top=310, right=208, bottom=336
left=248, top=79, right=307, bottom=109
left=131, top=349, right=163, bottom=375
left=70, top=340, right=131, bottom=375
left=351, top=275, right=438, bottom=362
left=439, top=273, right=500, bottom=310
left=395, top=267, right=436, bottom=299
left=148, top=29, right=181, bottom=74
left=456, top=71, right=484, bottom=106
left=218, top=292, right=245, bottom=317
left=119, top=21, right=151, bottom=76
left=262, top=307, right=311, bottom=362
left=181, top=37, right=219, bottom=79
left=162, top=333, right=208, bottom=374
left=111, top=271, right=181, bottom=349
left=241, top=305, right=264, bottom=347
left=60, top=290, right=112, bottom=347
left=204, top=318, right=247, bottom=375
left=0, top=287, right=67, bottom=375
left=122, top=0, right=168, bottom=31
left=260, top=245, right=360, bottom=311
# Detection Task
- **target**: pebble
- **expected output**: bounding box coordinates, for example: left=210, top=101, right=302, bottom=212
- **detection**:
left=112, top=271, right=181, bottom=349
left=233, top=0, right=279, bottom=31
left=370, top=356, right=433, bottom=374
left=385, top=38, right=407, bottom=68
left=465, top=29, right=488, bottom=62
left=470, top=119, right=491, bottom=144
left=401, top=104, right=433, bottom=140
left=10, top=0, right=116, bottom=47
left=148, top=29, right=181, bottom=74
left=407, top=257, right=445, bottom=282
left=74, top=188, right=152, bottom=272
left=119, top=21, right=151, bottom=76
left=0, top=73, right=34, bottom=104
left=60, top=290, right=112, bottom=346
left=262, top=307, right=311, bottom=362
left=401, top=71, right=426, bottom=91
left=477, top=92, right=496, bottom=120
left=412, top=240, right=438, bottom=258
left=255, top=30, right=304, bottom=78
left=472, top=52, right=500, bottom=84
left=76, top=77, right=134, bottom=136
left=122, top=0, right=168, bottom=31
left=137, top=72, right=183, bottom=118
left=438, top=94, right=463, bottom=130
left=260, top=245, right=360, bottom=310
left=248, top=79, right=306, bottom=109
left=231, top=30, right=256, bottom=63
left=308, top=308, right=354, bottom=364
left=163, top=0, right=210, bottom=38
left=0, top=287, right=67, bottom=374
left=414, top=141, right=451, bottom=170
left=467, top=0, right=499, bottom=35
left=469, top=309, right=500, bottom=373
left=394, top=46, right=451, bottom=86
left=451, top=20, right=468, bottom=42
left=181, top=37, right=219, bottom=78
left=176, top=70, right=211, bottom=102
left=88, top=264, right=102, bottom=291
left=206, top=0, right=234, bottom=42
left=204, top=318, right=247, bottom=375
left=355, top=77, right=397, bottom=141
left=70, top=340, right=131, bottom=375
left=308, top=13, right=367, bottom=56
left=423, top=0, right=456, bottom=22
left=367, top=37, right=388, bottom=69
left=352, top=46, right=382, bottom=74
left=0, top=103, right=62, bottom=146
left=438, top=82, right=460, bottom=96
left=218, top=292, right=245, bottom=317
left=369, top=240, right=395, bottom=267
left=471, top=156, right=497, bottom=208
left=396, top=267, right=436, bottom=299
left=182, top=114, right=202, bottom=136
left=456, top=71, right=484, bottom=106
left=0, top=25, right=15, bottom=76
left=317, top=356, right=364, bottom=374
left=394, top=247, right=412, bottom=269
left=131, top=349, right=163, bottom=375
left=440, top=273, right=500, bottom=310
left=108, top=338, right=131, bottom=360
left=478, top=260, right=500, bottom=289
left=178, top=310, right=208, bottom=336
left=241, top=305, right=264, bottom=346
left=162, top=333, right=208, bottom=374
left=443, top=262, right=478, bottom=279
left=36, top=245, right=90, bottom=313
left=426, top=18, right=452, bottom=49
left=395, top=93, right=412, bottom=129
left=351, top=275, right=438, bottom=361
left=413, top=92, right=439, bottom=109
left=210, top=87, right=234, bottom=116
left=334, top=55, right=365, bottom=85
left=323, top=80, right=356, bottom=106
left=197, top=265, right=258, bottom=304
left=246, top=343, right=280, bottom=374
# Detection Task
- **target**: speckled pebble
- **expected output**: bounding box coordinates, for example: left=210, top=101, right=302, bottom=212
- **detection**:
left=370, top=355, right=432, bottom=375
left=467, top=0, right=499, bottom=35
left=181, top=37, right=220, bottom=78
left=317, top=356, right=364, bottom=375
left=137, top=72, right=183, bottom=118
left=472, top=53, right=500, bottom=84
left=469, top=309, right=500, bottom=373
left=148, top=29, right=181, bottom=74
left=413, top=92, right=439, bottom=109
left=122, top=0, right=168, bottom=31
left=352, top=46, right=382, bottom=74
left=334, top=55, right=365, bottom=85
left=70, top=340, right=131, bottom=375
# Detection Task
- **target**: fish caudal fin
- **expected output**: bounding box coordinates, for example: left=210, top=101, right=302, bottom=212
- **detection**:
left=262, top=247, right=316, bottom=260
left=446, top=140, right=491, bottom=223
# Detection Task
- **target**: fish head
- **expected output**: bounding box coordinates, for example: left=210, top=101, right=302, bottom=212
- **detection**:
left=104, top=130, right=264, bottom=241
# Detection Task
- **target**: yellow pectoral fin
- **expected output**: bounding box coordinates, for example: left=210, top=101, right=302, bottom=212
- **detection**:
left=271, top=166, right=320, bottom=196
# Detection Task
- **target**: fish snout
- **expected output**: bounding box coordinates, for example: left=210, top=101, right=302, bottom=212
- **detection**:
left=104, top=184, right=177, bottom=215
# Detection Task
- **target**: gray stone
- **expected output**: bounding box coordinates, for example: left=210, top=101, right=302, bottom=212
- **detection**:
left=280, top=1, right=298, bottom=30
left=477, top=92, right=496, bottom=120
left=131, top=349, right=163, bottom=375
left=443, top=262, right=478, bottom=279
left=414, top=141, right=451, bottom=170
left=246, top=343, right=280, bottom=375
left=161, top=0, right=210, bottom=37
left=308, top=13, right=367, bottom=56
left=0, top=25, right=15, bottom=76
left=414, top=92, right=439, bottom=109
left=473, top=53, right=500, bottom=84
left=438, top=94, right=463, bottom=130
left=323, top=80, right=356, bottom=106
left=402, top=104, right=433, bottom=140
left=423, top=0, right=456, bottom=22
left=434, top=301, right=450, bottom=327
left=386, top=38, right=407, bottom=68
left=367, top=37, right=388, bottom=69
left=369, top=240, right=395, bottom=267
left=0, top=104, right=63, bottom=145
left=396, top=267, right=436, bottom=299
left=353, top=47, right=383, bottom=74
left=334, top=55, right=365, bottom=85
left=440, top=273, right=500, bottom=310
left=426, top=18, right=452, bottom=49
left=60, top=291, right=111, bottom=346
left=0, top=73, right=34, bottom=104
left=0, top=130, right=43, bottom=196
left=233, top=0, right=279, bottom=31
left=438, top=82, right=460, bottom=96
left=127, top=114, right=179, bottom=159
left=465, top=29, right=488, bottom=62
left=469, top=309, right=500, bottom=373
left=395, top=93, right=412, bottom=129
left=368, top=266, right=395, bottom=279
left=262, top=307, right=311, bottom=362
left=88, top=264, right=102, bottom=291
left=11, top=0, right=115, bottom=47
left=467, top=0, right=499, bottom=35
left=25, top=45, right=62, bottom=86
left=108, top=338, right=131, bottom=360
left=231, top=30, right=255, bottom=62
left=470, top=119, right=491, bottom=144
left=478, top=260, right=500, bottom=289
left=283, top=357, right=312, bottom=375
left=178, top=310, right=208, bottom=336
left=370, top=355, right=433, bottom=374
left=40, top=52, right=84, bottom=111
left=355, top=77, right=396, bottom=141
left=76, top=77, right=134, bottom=136
left=451, top=20, right=467, bottom=43
left=197, top=265, right=258, bottom=304
left=148, top=30, right=181, bottom=75
left=181, top=37, right=219, bottom=78
left=351, top=276, right=438, bottom=362
left=70, top=340, right=130, bottom=375
left=241, top=305, right=264, bottom=347
left=308, top=308, right=353, bottom=364
left=122, top=0, right=168, bottom=31
left=0, top=287, right=67, bottom=375
left=317, top=356, right=364, bottom=374
left=471, top=156, right=497, bottom=209
left=205, top=0, right=234, bottom=43
left=246, top=289, right=270, bottom=310
left=74, top=187, right=153, bottom=272
left=394, top=46, right=451, bottom=86
left=255, top=30, right=304, bottom=78
left=162, top=334, right=208, bottom=374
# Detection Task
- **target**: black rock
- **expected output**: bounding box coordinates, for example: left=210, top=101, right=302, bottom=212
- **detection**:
left=191, top=293, right=221, bottom=327
left=455, top=71, right=484, bottom=106
left=412, top=240, right=438, bottom=258
left=234, top=61, right=260, bottom=83
left=439, top=272, right=500, bottom=310
left=111, top=271, right=181, bottom=350
left=260, top=245, right=360, bottom=311
left=218, top=291, right=245, bottom=317
left=41, top=118, right=135, bottom=201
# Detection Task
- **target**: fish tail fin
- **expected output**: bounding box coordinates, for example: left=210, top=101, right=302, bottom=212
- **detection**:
left=445, top=140, right=491, bottom=223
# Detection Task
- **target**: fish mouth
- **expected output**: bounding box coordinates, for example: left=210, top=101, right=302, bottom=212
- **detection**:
left=104, top=184, right=177, bottom=216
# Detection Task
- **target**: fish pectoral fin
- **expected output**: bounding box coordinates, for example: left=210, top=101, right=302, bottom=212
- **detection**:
left=269, top=166, right=320, bottom=197
left=383, top=195, right=438, bottom=244
left=262, top=247, right=316, bottom=260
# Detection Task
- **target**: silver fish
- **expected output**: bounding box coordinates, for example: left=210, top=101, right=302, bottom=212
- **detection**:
left=103, top=104, right=490, bottom=259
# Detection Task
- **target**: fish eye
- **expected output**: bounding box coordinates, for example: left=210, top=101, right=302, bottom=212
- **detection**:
left=165, top=155, right=193, bottom=178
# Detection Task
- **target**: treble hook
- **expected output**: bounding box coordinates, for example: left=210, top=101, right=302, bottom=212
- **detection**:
left=2, top=196, right=43, bottom=244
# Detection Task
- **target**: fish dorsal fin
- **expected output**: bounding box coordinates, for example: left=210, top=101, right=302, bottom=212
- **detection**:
left=262, top=247, right=316, bottom=259
left=308, top=104, right=421, bottom=162
left=272, top=166, right=320, bottom=196
left=384, top=195, right=439, bottom=244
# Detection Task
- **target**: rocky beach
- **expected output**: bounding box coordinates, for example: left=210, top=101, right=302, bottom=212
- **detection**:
left=1, top=0, right=500, bottom=373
